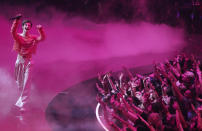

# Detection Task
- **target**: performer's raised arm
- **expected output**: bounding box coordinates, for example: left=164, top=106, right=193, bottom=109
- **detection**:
left=10, top=14, right=22, bottom=41
left=36, top=25, right=45, bottom=42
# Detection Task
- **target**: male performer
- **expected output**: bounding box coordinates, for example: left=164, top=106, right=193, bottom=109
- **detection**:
left=11, top=14, right=45, bottom=116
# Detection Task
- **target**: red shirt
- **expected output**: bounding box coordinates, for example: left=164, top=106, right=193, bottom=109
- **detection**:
left=11, top=19, right=45, bottom=58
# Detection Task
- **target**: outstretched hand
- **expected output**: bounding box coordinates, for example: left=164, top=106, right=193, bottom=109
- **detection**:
left=36, top=24, right=43, bottom=29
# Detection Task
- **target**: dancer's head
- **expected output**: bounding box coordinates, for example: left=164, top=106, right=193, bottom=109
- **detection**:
left=22, top=20, right=32, bottom=31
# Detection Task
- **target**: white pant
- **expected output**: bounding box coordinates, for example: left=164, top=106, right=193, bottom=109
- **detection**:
left=15, top=55, right=33, bottom=111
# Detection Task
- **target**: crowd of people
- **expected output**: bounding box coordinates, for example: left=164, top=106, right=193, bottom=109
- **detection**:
left=96, top=54, right=202, bottom=131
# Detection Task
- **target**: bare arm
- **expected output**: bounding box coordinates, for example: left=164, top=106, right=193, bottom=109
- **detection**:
left=112, top=112, right=137, bottom=131
left=176, top=110, right=184, bottom=131
left=131, top=104, right=143, bottom=114
left=136, top=113, right=156, bottom=131
left=36, top=25, right=45, bottom=42
left=196, top=111, right=202, bottom=130
left=196, top=97, right=202, bottom=102
left=96, top=83, right=105, bottom=95
left=170, top=77, right=184, bottom=101
left=174, top=101, right=188, bottom=128
left=196, top=61, right=202, bottom=89
left=109, top=122, right=122, bottom=131
left=10, top=15, right=21, bottom=41
left=106, top=73, right=117, bottom=91
left=162, top=70, right=184, bottom=101
left=191, top=104, right=202, bottom=130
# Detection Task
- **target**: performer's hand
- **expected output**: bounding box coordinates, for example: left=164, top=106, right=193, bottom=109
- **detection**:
left=36, top=24, right=43, bottom=29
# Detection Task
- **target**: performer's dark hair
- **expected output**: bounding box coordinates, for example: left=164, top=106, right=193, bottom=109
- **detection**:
left=22, top=20, right=32, bottom=27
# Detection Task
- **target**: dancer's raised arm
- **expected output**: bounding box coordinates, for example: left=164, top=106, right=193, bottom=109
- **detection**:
left=36, top=24, right=45, bottom=42
left=10, top=14, right=22, bottom=42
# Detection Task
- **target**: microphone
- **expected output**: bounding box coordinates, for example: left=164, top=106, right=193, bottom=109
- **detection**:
left=10, top=15, right=22, bottom=20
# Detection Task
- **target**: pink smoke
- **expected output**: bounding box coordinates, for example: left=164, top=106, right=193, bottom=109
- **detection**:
left=0, top=7, right=187, bottom=131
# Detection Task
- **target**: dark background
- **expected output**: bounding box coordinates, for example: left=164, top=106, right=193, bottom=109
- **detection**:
left=1, top=0, right=201, bottom=32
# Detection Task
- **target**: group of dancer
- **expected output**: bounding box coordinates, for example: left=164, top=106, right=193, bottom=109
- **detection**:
left=96, top=54, right=202, bottom=131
